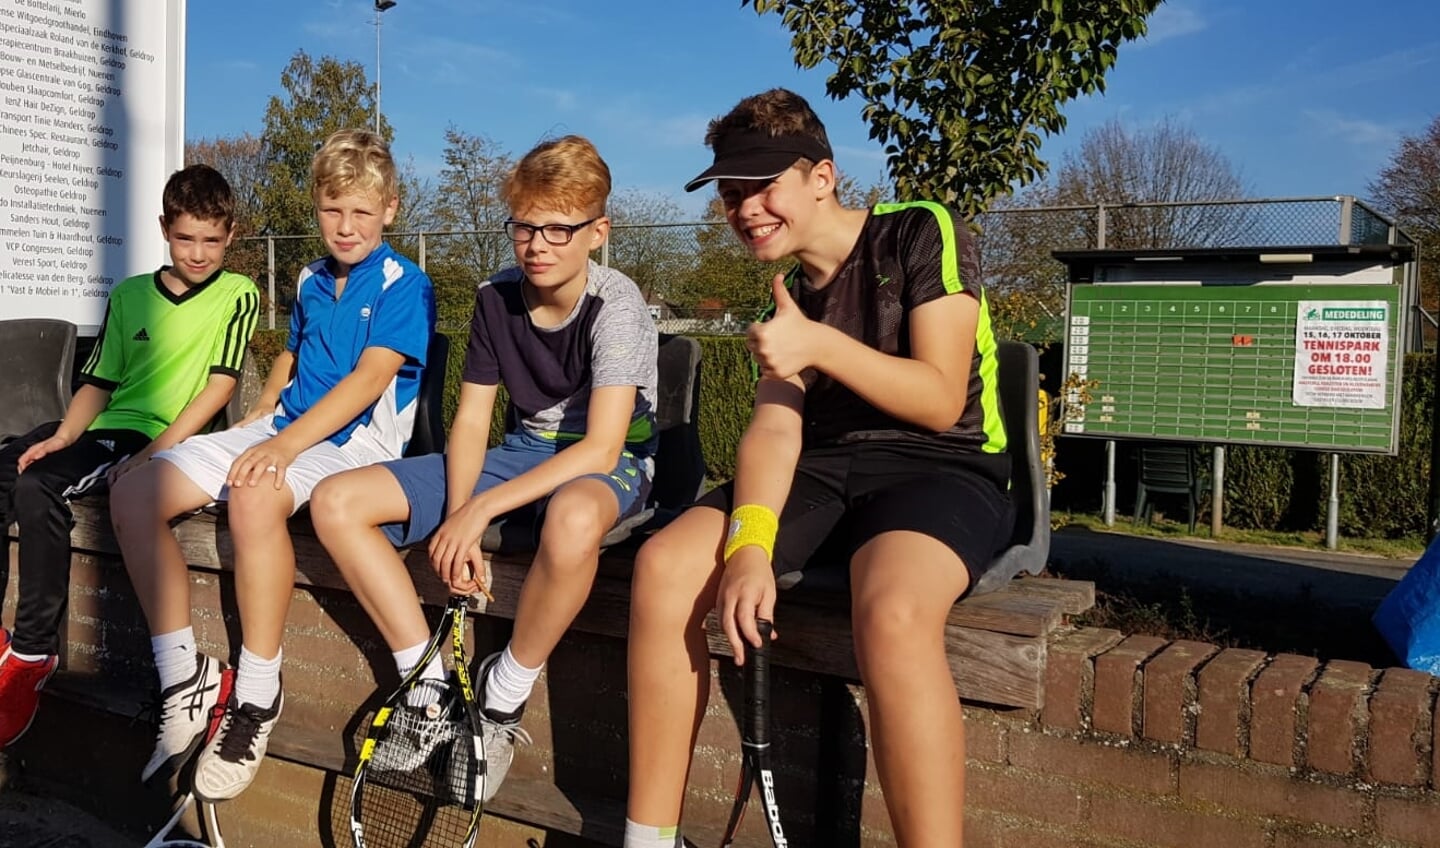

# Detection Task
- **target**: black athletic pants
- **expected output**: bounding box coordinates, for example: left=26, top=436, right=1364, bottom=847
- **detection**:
left=0, top=421, right=149, bottom=656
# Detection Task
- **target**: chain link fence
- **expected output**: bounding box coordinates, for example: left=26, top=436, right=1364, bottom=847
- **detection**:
left=234, top=196, right=1417, bottom=343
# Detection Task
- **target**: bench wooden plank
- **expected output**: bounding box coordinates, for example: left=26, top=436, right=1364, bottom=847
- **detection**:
left=63, top=502, right=1061, bottom=709
left=1007, top=575, right=1096, bottom=616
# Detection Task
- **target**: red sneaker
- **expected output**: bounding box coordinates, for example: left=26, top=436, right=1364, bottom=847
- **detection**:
left=0, top=649, right=59, bottom=748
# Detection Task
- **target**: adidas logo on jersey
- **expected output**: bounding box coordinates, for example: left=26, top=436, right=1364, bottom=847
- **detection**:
left=133, top=328, right=150, bottom=341
left=98, top=439, right=115, bottom=451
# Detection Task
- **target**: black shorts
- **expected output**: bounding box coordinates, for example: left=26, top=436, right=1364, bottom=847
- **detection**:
left=698, top=443, right=1015, bottom=597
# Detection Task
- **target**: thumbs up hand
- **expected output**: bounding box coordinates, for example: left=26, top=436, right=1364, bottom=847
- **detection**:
left=747, top=274, right=817, bottom=381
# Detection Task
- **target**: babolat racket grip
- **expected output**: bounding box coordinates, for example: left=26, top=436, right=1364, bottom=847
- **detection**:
left=746, top=619, right=774, bottom=747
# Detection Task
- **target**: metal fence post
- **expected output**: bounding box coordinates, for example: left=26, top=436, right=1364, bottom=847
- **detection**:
left=1337, top=195, right=1354, bottom=246
left=1095, top=203, right=1107, bottom=249
left=266, top=236, right=276, bottom=330
left=1326, top=453, right=1340, bottom=550
left=418, top=232, right=426, bottom=271
left=1211, top=445, right=1225, bottom=537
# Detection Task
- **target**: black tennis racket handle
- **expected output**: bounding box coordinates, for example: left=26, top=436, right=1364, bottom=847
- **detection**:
left=745, top=619, right=773, bottom=747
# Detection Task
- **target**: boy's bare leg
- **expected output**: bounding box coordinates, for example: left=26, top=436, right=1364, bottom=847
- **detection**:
left=626, top=506, right=727, bottom=826
left=111, top=460, right=216, bottom=634
left=225, top=481, right=298, bottom=658
left=309, top=466, right=429, bottom=649
left=508, top=479, right=621, bottom=667
left=850, top=530, right=971, bottom=848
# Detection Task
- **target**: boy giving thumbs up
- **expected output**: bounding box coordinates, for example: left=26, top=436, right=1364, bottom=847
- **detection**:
left=621, top=87, right=1015, bottom=848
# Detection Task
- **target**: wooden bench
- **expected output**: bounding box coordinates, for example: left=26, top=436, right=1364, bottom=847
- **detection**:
left=9, top=500, right=1091, bottom=845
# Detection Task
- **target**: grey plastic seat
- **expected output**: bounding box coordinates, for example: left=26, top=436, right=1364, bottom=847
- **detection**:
left=0, top=319, right=77, bottom=446
left=1134, top=444, right=1206, bottom=534
left=776, top=339, right=1051, bottom=597
left=479, top=333, right=705, bottom=554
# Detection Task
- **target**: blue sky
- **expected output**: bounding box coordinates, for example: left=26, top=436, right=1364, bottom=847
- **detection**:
left=185, top=0, right=1439, bottom=218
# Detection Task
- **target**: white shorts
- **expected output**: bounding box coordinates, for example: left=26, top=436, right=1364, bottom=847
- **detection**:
left=155, top=415, right=390, bottom=513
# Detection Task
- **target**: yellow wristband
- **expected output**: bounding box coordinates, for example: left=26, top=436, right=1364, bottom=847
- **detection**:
left=723, top=504, right=779, bottom=563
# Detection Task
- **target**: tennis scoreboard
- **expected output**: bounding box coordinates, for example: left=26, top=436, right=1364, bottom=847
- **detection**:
left=1053, top=246, right=1414, bottom=454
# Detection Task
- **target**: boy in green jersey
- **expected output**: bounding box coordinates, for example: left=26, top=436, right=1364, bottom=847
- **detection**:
left=0, top=163, right=259, bottom=750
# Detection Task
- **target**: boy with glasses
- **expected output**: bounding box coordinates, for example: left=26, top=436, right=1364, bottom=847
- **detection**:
left=311, top=135, right=657, bottom=802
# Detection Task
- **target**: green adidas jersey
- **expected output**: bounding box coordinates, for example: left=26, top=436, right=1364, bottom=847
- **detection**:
left=82, top=268, right=260, bottom=438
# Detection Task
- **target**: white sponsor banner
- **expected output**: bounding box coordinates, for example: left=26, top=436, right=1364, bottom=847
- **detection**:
left=0, top=0, right=185, bottom=332
left=1292, top=300, right=1389, bottom=409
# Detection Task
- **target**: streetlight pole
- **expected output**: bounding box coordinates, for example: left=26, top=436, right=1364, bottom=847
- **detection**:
left=374, top=1, right=396, bottom=135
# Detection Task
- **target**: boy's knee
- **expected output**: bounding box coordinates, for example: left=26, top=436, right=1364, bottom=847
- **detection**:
left=12, top=469, right=56, bottom=507
left=541, top=496, right=610, bottom=550
left=631, top=535, right=697, bottom=603
left=308, top=479, right=351, bottom=537
left=852, top=595, right=931, bottom=653
left=225, top=487, right=292, bottom=532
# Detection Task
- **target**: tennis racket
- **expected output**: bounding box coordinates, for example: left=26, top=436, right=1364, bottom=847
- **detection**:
left=349, top=594, right=487, bottom=848
left=145, top=666, right=235, bottom=848
left=720, top=619, right=787, bottom=848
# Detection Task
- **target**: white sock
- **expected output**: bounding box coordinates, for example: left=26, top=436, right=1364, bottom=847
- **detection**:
left=234, top=645, right=282, bottom=709
left=394, top=641, right=445, bottom=707
left=623, top=819, right=683, bottom=848
left=483, top=644, right=541, bottom=715
left=152, top=627, right=198, bottom=691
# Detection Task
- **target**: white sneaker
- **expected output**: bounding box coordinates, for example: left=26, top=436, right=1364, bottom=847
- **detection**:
left=142, top=653, right=225, bottom=782
left=193, top=687, right=283, bottom=801
left=473, top=653, right=531, bottom=803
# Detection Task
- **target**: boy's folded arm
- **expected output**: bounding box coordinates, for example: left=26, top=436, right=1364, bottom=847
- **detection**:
left=465, top=384, right=640, bottom=519
left=144, top=373, right=239, bottom=455
left=243, top=349, right=297, bottom=420
left=812, top=291, right=980, bottom=433
left=269, top=346, right=407, bottom=455
left=50, top=383, right=112, bottom=444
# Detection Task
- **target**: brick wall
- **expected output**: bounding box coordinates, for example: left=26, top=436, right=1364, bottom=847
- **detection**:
left=962, top=626, right=1440, bottom=848
left=7, top=546, right=1440, bottom=846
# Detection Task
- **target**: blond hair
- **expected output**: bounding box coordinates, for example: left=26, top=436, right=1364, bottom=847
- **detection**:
left=311, top=129, right=398, bottom=202
left=501, top=135, right=611, bottom=217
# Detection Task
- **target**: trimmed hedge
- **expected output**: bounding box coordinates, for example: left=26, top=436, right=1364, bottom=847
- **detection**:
left=247, top=331, right=1433, bottom=539
left=249, top=330, right=753, bottom=479
left=1217, top=353, right=1432, bottom=538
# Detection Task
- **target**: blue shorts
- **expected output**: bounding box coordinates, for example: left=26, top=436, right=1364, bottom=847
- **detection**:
left=379, top=430, right=653, bottom=547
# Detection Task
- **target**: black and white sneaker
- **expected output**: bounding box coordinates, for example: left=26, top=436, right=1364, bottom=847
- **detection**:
left=193, top=685, right=283, bottom=801
left=472, top=652, right=531, bottom=803
left=142, top=653, right=225, bottom=782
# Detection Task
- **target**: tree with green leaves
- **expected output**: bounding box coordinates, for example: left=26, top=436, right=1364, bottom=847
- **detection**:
left=666, top=197, right=785, bottom=320
left=419, top=127, right=516, bottom=328
left=257, top=51, right=390, bottom=240
left=253, top=50, right=439, bottom=319
left=750, top=0, right=1162, bottom=217
left=607, top=189, right=692, bottom=303
left=185, top=133, right=269, bottom=284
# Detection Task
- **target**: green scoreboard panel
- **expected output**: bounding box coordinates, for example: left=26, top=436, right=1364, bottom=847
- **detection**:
left=1063, top=283, right=1403, bottom=453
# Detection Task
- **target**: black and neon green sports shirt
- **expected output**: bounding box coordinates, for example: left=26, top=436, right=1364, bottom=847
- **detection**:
left=81, top=268, right=260, bottom=438
left=763, top=202, right=1008, bottom=479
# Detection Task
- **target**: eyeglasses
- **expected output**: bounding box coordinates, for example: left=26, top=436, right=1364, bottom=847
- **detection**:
left=503, top=217, right=600, bottom=245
